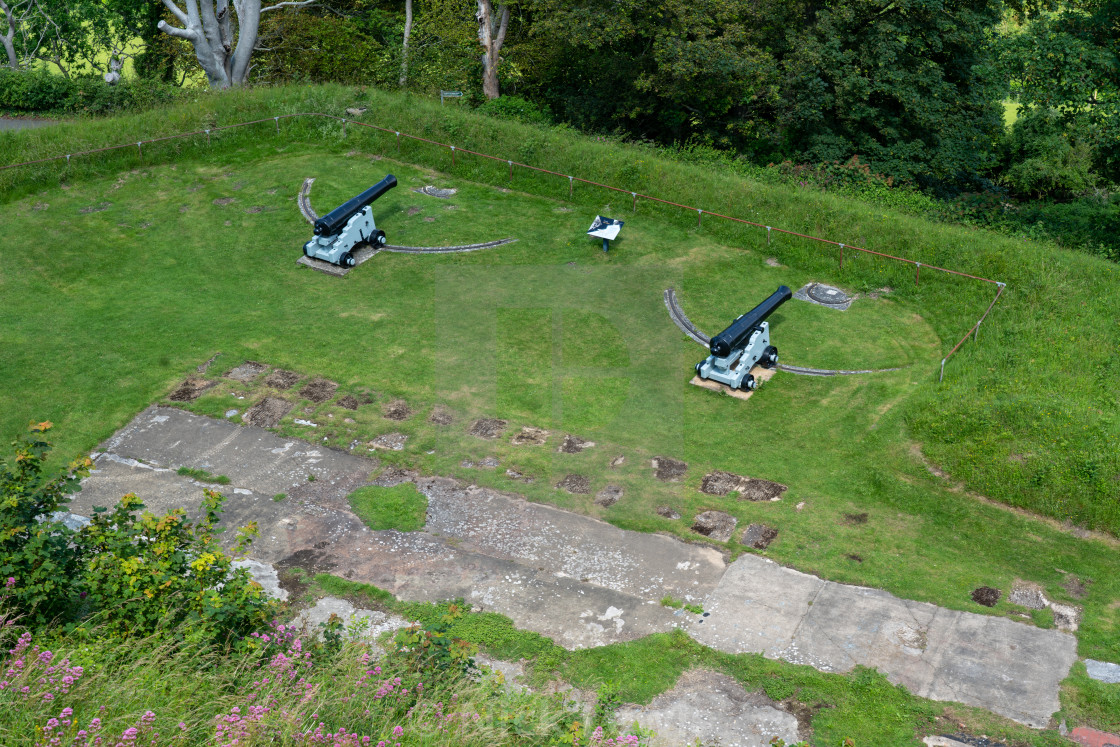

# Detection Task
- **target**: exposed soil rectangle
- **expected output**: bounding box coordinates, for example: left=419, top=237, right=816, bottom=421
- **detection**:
left=168, top=377, right=216, bottom=402
left=691, top=510, right=737, bottom=542
left=226, top=361, right=269, bottom=382
left=559, top=435, right=595, bottom=453
left=652, top=456, right=687, bottom=482
left=429, top=406, right=454, bottom=425
left=700, top=471, right=786, bottom=501
left=299, top=378, right=338, bottom=403
left=243, top=397, right=292, bottom=428
left=556, top=474, right=590, bottom=494
left=594, top=485, right=623, bottom=507
left=337, top=395, right=359, bottom=411
left=469, top=418, right=507, bottom=439
left=263, top=369, right=301, bottom=389
left=383, top=400, right=412, bottom=421
left=741, top=523, right=779, bottom=549
left=511, top=426, right=549, bottom=445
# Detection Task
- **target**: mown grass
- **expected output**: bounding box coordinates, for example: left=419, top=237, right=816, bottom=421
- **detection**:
left=348, top=483, right=428, bottom=532
left=2, top=84, right=1119, bottom=734
left=1, top=83, right=1115, bottom=539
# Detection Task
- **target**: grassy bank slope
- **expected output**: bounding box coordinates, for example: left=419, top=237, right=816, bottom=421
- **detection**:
left=3, top=83, right=1117, bottom=534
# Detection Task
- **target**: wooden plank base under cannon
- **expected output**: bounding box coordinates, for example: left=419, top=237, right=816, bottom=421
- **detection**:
left=689, top=366, right=777, bottom=400
left=296, top=246, right=379, bottom=276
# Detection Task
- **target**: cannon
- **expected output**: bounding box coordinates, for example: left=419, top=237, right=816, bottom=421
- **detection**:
left=695, top=285, right=792, bottom=391
left=303, top=174, right=397, bottom=267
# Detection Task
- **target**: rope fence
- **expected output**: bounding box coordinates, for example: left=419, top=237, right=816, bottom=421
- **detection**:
left=2, top=111, right=1006, bottom=380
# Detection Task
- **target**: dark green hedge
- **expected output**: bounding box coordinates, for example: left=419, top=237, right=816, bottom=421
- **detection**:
left=0, top=68, right=182, bottom=116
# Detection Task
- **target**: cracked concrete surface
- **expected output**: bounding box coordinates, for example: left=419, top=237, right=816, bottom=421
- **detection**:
left=73, top=407, right=1078, bottom=728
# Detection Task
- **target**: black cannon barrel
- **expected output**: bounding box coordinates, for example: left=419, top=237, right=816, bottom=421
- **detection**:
left=313, top=174, right=398, bottom=236
left=709, top=285, right=792, bottom=357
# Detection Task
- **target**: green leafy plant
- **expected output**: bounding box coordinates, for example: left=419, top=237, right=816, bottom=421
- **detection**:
left=659, top=595, right=683, bottom=609
left=0, top=421, right=90, bottom=624
left=396, top=603, right=477, bottom=676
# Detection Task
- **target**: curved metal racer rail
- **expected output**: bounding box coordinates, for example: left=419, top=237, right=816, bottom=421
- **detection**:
left=663, top=288, right=903, bottom=377
left=299, top=177, right=515, bottom=254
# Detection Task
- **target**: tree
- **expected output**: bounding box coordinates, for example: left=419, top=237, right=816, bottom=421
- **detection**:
left=475, top=0, right=509, bottom=98
left=156, top=0, right=316, bottom=88
left=400, top=0, right=412, bottom=86
left=1001, top=0, right=1120, bottom=182
left=778, top=0, right=1006, bottom=185
left=523, top=0, right=784, bottom=151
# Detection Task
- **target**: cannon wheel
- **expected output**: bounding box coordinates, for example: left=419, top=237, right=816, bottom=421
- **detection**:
left=695, top=362, right=705, bottom=379
left=371, top=229, right=387, bottom=247
left=339, top=251, right=355, bottom=268
left=761, top=345, right=779, bottom=369
left=740, top=374, right=756, bottom=391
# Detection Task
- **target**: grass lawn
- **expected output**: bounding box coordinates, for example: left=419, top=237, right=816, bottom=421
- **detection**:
left=1, top=86, right=1119, bottom=739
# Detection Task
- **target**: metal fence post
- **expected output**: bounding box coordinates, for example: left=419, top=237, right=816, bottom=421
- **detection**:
left=839, top=243, right=844, bottom=269
left=632, top=192, right=637, bottom=212
left=915, top=262, right=921, bottom=285
left=766, top=226, right=771, bottom=245
left=568, top=176, right=573, bottom=198
left=697, top=209, right=703, bottom=227
left=508, top=160, right=512, bottom=179
left=274, top=117, right=279, bottom=134
left=450, top=145, right=455, bottom=166
left=205, top=129, right=211, bottom=146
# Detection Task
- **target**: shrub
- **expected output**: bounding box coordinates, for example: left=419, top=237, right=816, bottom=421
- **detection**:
left=0, top=422, right=276, bottom=640
left=0, top=422, right=90, bottom=624
left=476, top=95, right=552, bottom=126
left=1001, top=107, right=1098, bottom=200
left=0, top=68, right=181, bottom=116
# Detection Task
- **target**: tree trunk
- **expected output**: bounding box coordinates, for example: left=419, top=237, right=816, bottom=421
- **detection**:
left=1, top=0, right=21, bottom=70
left=158, top=0, right=313, bottom=88
left=476, top=0, right=508, bottom=100
left=399, top=0, right=411, bottom=87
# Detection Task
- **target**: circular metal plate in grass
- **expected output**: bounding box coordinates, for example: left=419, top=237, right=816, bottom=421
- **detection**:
left=807, top=283, right=851, bottom=306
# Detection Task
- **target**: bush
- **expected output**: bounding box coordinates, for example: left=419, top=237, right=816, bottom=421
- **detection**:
left=0, top=68, right=181, bottom=116
left=476, top=95, right=552, bottom=126
left=1001, top=107, right=1098, bottom=200
left=0, top=422, right=275, bottom=639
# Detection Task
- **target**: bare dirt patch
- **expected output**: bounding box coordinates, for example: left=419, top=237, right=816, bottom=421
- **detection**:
left=470, top=418, right=507, bottom=439
left=429, top=406, right=454, bottom=426
left=692, top=511, right=737, bottom=542
left=594, top=485, right=624, bottom=507
left=168, top=377, right=216, bottom=402
left=369, top=433, right=408, bottom=451
left=33, top=202, right=48, bottom=211
left=559, top=435, right=595, bottom=453
left=372, top=466, right=418, bottom=487
left=1062, top=575, right=1090, bottom=600
left=263, top=369, right=300, bottom=389
left=556, top=474, right=590, bottom=494
left=741, top=523, right=779, bottom=549
left=243, top=397, right=293, bottom=428
left=610, top=455, right=626, bottom=468
left=300, top=378, right=338, bottom=403
left=846, top=553, right=863, bottom=563
left=227, top=361, right=269, bottom=382
left=407, top=206, right=422, bottom=216
left=212, top=197, right=236, bottom=206
left=245, top=206, right=265, bottom=214
left=971, top=586, right=1002, bottom=607
left=337, top=395, right=359, bottom=411
left=512, top=426, right=550, bottom=445
left=652, top=456, right=687, bottom=482
left=699, top=471, right=787, bottom=501
left=765, top=257, right=784, bottom=267
left=842, top=512, right=869, bottom=525
left=657, top=506, right=681, bottom=520
left=383, top=400, right=412, bottom=421
left=79, top=202, right=111, bottom=214
left=275, top=548, right=337, bottom=575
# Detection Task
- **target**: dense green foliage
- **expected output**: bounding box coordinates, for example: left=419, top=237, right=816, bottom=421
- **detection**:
left=0, top=424, right=274, bottom=639
left=0, top=68, right=181, bottom=116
